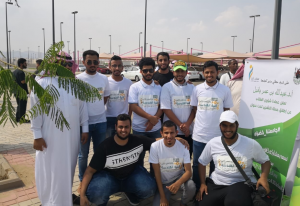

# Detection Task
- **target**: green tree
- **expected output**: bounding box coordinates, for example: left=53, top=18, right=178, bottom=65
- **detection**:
left=0, top=42, right=101, bottom=130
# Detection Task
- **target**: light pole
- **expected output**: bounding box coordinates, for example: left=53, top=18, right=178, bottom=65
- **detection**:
left=8, top=30, right=11, bottom=64
left=119, top=45, right=121, bottom=55
left=52, top=0, right=55, bottom=45
left=200, top=42, right=203, bottom=53
left=38, top=46, right=40, bottom=58
left=249, top=39, right=252, bottom=53
left=42, top=28, right=45, bottom=58
left=98, top=47, right=100, bottom=54
left=143, top=0, right=147, bottom=57
left=139, top=32, right=142, bottom=52
left=72, top=11, right=78, bottom=63
left=109, top=35, right=111, bottom=54
left=161, top=41, right=164, bottom=52
left=67, top=41, right=70, bottom=54
left=6, top=1, right=13, bottom=69
left=271, top=0, right=282, bottom=59
left=89, top=38, right=92, bottom=50
left=60, top=22, right=63, bottom=42
left=250, top=15, right=260, bottom=52
left=28, top=47, right=29, bottom=61
left=186, top=38, right=190, bottom=54
left=231, top=36, right=237, bottom=51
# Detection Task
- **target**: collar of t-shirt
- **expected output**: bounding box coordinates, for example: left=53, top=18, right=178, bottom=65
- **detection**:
left=204, top=80, right=219, bottom=90
left=172, top=78, right=187, bottom=86
left=226, top=133, right=241, bottom=150
left=140, top=79, right=155, bottom=88
left=84, top=71, right=98, bottom=79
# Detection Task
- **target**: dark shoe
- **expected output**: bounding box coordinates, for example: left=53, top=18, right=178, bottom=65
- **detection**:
left=124, top=192, right=139, bottom=206
left=72, top=193, right=80, bottom=205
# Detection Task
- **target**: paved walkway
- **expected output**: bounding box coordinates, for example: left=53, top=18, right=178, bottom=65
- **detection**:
left=0, top=97, right=197, bottom=206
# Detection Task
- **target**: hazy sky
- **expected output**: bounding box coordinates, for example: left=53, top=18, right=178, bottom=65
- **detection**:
left=1, top=0, right=299, bottom=58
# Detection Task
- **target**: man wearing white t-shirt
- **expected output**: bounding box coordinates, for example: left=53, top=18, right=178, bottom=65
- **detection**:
left=149, top=121, right=196, bottom=206
left=195, top=111, right=271, bottom=206
left=160, top=60, right=195, bottom=158
left=190, top=60, right=233, bottom=190
left=219, top=59, right=238, bottom=86
left=76, top=50, right=110, bottom=191
left=129, top=57, right=162, bottom=165
left=106, top=55, right=132, bottom=138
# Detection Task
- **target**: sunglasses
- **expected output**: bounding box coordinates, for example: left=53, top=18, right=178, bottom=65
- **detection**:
left=142, top=68, right=154, bottom=74
left=111, top=64, right=123, bottom=68
left=60, top=61, right=73, bottom=67
left=87, top=60, right=99, bottom=66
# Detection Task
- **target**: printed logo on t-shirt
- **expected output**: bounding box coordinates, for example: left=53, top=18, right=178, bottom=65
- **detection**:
left=104, top=145, right=143, bottom=169
left=198, top=97, right=221, bottom=111
left=217, top=155, right=247, bottom=172
left=139, top=95, right=159, bottom=108
left=109, top=90, right=127, bottom=102
left=159, top=157, right=184, bottom=172
left=172, top=96, right=191, bottom=108
left=98, top=87, right=104, bottom=94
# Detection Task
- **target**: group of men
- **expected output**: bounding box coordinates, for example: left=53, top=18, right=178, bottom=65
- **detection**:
left=23, top=50, right=271, bottom=206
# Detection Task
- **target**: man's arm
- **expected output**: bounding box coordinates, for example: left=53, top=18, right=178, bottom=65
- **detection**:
left=163, top=109, right=182, bottom=127
left=104, top=96, right=109, bottom=105
left=180, top=109, right=196, bottom=136
left=195, top=163, right=208, bottom=201
left=79, top=101, right=89, bottom=145
left=166, top=163, right=192, bottom=194
left=152, top=164, right=169, bottom=206
left=256, top=161, right=271, bottom=194
left=130, top=103, right=160, bottom=125
left=80, top=166, right=97, bottom=206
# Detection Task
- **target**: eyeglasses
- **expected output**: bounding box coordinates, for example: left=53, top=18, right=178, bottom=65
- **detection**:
left=60, top=61, right=73, bottom=67
left=87, top=60, right=99, bottom=66
left=111, top=64, right=123, bottom=68
left=142, top=68, right=154, bottom=74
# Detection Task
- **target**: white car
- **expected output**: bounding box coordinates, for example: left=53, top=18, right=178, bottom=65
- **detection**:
left=78, top=64, right=86, bottom=72
left=187, top=67, right=200, bottom=80
left=121, top=66, right=142, bottom=81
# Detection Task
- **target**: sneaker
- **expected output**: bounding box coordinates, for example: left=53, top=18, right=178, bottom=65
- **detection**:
left=123, top=192, right=140, bottom=206
left=72, top=193, right=80, bottom=205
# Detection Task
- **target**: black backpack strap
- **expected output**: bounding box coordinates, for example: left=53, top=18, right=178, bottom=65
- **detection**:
left=221, top=137, right=252, bottom=184
left=252, top=166, right=261, bottom=180
left=227, top=72, right=232, bottom=79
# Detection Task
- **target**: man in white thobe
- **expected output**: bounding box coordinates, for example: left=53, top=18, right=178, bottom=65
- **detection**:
left=31, top=77, right=89, bottom=206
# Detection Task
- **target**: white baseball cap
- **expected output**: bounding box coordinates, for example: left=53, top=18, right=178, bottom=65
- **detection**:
left=219, top=111, right=238, bottom=124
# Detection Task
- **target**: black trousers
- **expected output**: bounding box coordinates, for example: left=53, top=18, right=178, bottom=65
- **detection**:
left=176, top=134, right=193, bottom=158
left=195, top=178, right=253, bottom=206
left=16, top=97, right=27, bottom=122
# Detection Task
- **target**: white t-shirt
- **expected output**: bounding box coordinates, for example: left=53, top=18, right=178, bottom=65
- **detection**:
left=128, top=80, right=162, bottom=132
left=76, top=72, right=110, bottom=124
left=219, top=72, right=234, bottom=86
left=198, top=134, right=270, bottom=186
left=105, top=76, right=132, bottom=117
left=149, top=139, right=190, bottom=184
left=160, top=80, right=195, bottom=135
left=190, top=81, right=233, bottom=143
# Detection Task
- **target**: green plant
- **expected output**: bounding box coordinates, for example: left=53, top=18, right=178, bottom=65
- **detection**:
left=0, top=42, right=101, bottom=131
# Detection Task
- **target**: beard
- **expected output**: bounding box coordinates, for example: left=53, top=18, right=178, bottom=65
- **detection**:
left=221, top=128, right=238, bottom=140
left=116, top=132, right=129, bottom=140
left=142, top=74, right=152, bottom=81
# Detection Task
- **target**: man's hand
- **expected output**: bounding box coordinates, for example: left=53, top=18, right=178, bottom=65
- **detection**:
left=256, top=177, right=270, bottom=194
left=175, top=138, right=190, bottom=150
left=33, top=138, right=47, bottom=151
left=160, top=196, right=169, bottom=206
left=81, top=133, right=89, bottom=145
left=145, top=121, right=154, bottom=131
left=154, top=80, right=160, bottom=85
left=148, top=115, right=160, bottom=126
left=195, top=184, right=208, bottom=201
left=166, top=182, right=180, bottom=194
left=80, top=195, right=89, bottom=206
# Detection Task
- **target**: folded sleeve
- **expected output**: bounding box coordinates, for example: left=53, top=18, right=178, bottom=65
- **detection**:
left=104, top=77, right=110, bottom=97
left=252, top=140, right=270, bottom=164
left=160, top=85, right=171, bottom=109
left=79, top=100, right=89, bottom=133
left=190, top=87, right=198, bottom=107
left=198, top=141, right=213, bottom=166
left=148, top=144, right=159, bottom=164
left=128, top=84, right=138, bottom=104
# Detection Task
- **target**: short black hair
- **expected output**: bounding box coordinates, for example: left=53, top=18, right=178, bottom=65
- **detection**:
left=17, top=58, right=27, bottom=67
left=139, top=57, right=155, bottom=70
left=82, top=50, right=99, bottom=61
left=161, top=120, right=177, bottom=132
left=156, top=52, right=170, bottom=61
left=203, top=61, right=218, bottom=72
left=109, top=55, right=122, bottom=65
left=228, top=59, right=237, bottom=65
left=116, top=114, right=131, bottom=125
left=36, top=59, right=43, bottom=66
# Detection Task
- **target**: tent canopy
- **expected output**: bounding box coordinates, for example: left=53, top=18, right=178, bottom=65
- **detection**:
left=254, top=45, right=300, bottom=58
left=169, top=54, right=209, bottom=63
left=99, top=53, right=114, bottom=59
left=199, top=49, right=251, bottom=59
left=121, top=51, right=158, bottom=59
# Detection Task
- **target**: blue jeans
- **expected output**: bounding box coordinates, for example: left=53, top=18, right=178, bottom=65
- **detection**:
left=132, top=129, right=161, bottom=167
left=192, top=140, right=215, bottom=190
left=86, top=165, right=157, bottom=206
left=78, top=122, right=107, bottom=181
left=106, top=117, right=117, bottom=138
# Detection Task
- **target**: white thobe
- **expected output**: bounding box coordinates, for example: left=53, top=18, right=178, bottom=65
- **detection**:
left=31, top=77, right=89, bottom=206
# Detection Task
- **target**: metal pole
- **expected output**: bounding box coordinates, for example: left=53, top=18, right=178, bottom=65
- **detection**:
left=42, top=28, right=45, bottom=58
left=250, top=15, right=260, bottom=52
left=231, top=36, right=237, bottom=51
left=72, top=11, right=78, bottom=63
left=249, top=39, right=252, bottom=53
left=38, top=46, right=40, bottom=58
left=186, top=38, right=190, bottom=54
left=143, top=0, right=147, bottom=57
left=89, top=38, right=92, bottom=50
left=28, top=47, right=29, bottom=60
left=271, top=0, right=282, bottom=59
left=119, top=45, right=121, bottom=55
left=52, top=0, right=55, bottom=45
left=67, top=41, right=70, bottom=54
left=6, top=2, right=13, bottom=69
left=8, top=31, right=11, bottom=64
left=161, top=41, right=163, bottom=52
left=60, top=22, right=63, bottom=42
left=109, top=35, right=111, bottom=54
left=139, top=32, right=142, bottom=53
